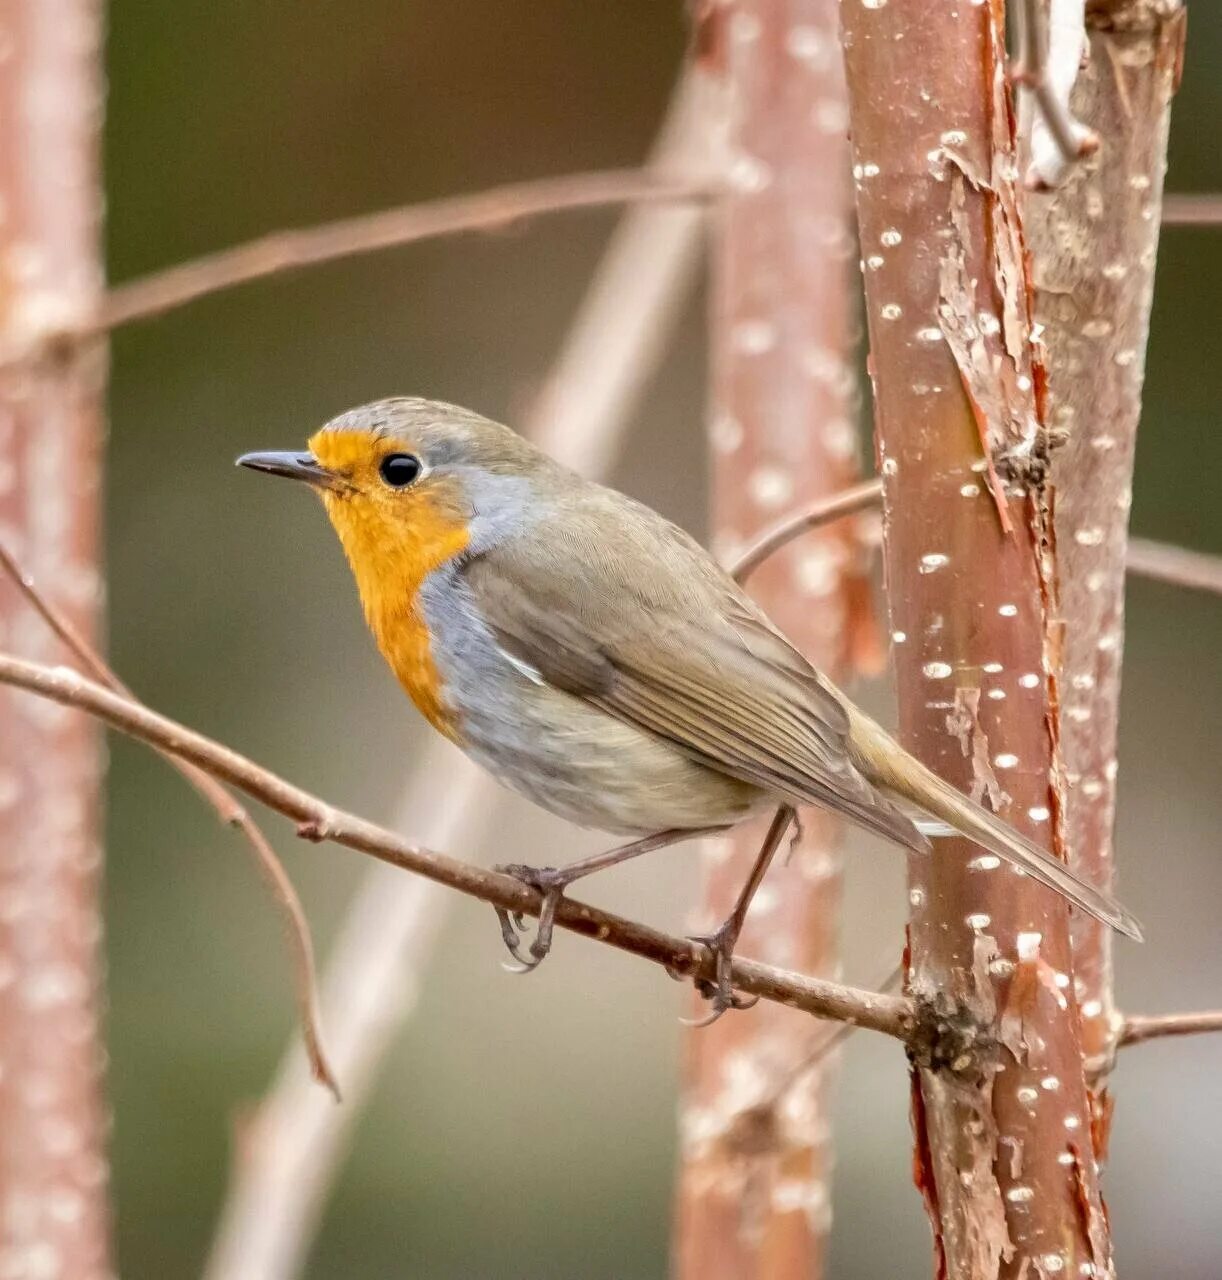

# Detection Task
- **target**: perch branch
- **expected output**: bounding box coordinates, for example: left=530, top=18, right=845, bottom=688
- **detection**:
left=0, top=169, right=715, bottom=371
left=0, top=542, right=339, bottom=1100
left=0, top=651, right=914, bottom=1039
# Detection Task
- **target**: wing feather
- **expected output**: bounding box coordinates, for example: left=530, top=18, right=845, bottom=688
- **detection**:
left=460, top=497, right=925, bottom=853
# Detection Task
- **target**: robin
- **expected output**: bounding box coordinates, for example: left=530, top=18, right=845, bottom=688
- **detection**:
left=238, top=397, right=1140, bottom=1016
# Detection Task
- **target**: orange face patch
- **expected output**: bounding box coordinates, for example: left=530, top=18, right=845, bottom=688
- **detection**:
left=309, top=428, right=470, bottom=738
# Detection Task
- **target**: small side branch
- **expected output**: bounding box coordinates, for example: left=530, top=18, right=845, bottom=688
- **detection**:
left=1119, top=1011, right=1222, bottom=1048
left=1016, top=0, right=1099, bottom=189
left=0, top=542, right=339, bottom=1099
left=732, top=480, right=1222, bottom=600
left=0, top=169, right=715, bottom=371
left=0, top=651, right=914, bottom=1040
left=1162, top=194, right=1222, bottom=226
left=1127, top=537, right=1222, bottom=596
left=730, top=478, right=883, bottom=583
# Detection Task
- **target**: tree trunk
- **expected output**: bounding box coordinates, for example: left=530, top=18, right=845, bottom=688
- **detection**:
left=0, top=2, right=110, bottom=1276
left=674, top=5, right=874, bottom=1277
left=839, top=2, right=1114, bottom=1276
left=1021, top=0, right=1184, bottom=1100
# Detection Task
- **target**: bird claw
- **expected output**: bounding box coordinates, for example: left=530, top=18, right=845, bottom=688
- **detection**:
left=492, top=864, right=568, bottom=974
left=681, top=926, right=757, bottom=1026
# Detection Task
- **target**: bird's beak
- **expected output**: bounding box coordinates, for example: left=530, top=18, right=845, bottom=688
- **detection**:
left=236, top=450, right=342, bottom=491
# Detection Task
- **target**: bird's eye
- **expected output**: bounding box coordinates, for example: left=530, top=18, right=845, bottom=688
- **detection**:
left=378, top=453, right=423, bottom=488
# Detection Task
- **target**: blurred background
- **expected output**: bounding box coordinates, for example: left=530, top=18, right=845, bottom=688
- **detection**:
left=102, top=3, right=1221, bottom=1276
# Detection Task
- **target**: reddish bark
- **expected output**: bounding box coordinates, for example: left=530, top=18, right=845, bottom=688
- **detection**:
left=1021, top=0, right=1184, bottom=1100
left=0, top=2, right=110, bottom=1275
left=674, top=3, right=874, bottom=1276
left=839, top=2, right=1113, bottom=1276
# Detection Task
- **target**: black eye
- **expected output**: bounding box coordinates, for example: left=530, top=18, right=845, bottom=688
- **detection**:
left=378, top=453, right=423, bottom=488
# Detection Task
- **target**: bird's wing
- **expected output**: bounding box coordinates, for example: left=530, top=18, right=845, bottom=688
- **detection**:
left=462, top=495, right=924, bottom=852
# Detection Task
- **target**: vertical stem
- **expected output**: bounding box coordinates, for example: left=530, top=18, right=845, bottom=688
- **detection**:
left=1021, top=1, right=1184, bottom=1095
left=839, top=2, right=1113, bottom=1277
left=674, top=6, right=873, bottom=1278
left=0, top=2, right=110, bottom=1276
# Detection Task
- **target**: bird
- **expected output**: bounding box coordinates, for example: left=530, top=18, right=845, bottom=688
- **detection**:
left=238, top=397, right=1141, bottom=1016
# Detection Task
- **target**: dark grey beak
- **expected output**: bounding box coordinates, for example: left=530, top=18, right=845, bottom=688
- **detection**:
left=236, top=450, right=340, bottom=490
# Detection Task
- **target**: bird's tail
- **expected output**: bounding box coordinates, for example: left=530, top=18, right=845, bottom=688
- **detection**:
left=847, top=709, right=1143, bottom=942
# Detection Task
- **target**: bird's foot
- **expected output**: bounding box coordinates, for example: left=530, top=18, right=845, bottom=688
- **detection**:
left=680, top=922, right=759, bottom=1027
left=492, top=864, right=570, bottom=973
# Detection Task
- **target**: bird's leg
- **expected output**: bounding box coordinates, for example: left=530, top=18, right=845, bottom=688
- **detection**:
left=684, top=805, right=794, bottom=1026
left=494, top=825, right=728, bottom=973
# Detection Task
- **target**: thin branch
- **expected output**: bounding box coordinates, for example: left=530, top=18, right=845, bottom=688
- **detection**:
left=1016, top=0, right=1098, bottom=189
left=1127, top=536, right=1222, bottom=596
left=1161, top=194, right=1222, bottom=226
left=0, top=169, right=715, bottom=372
left=1119, top=1011, right=1222, bottom=1048
left=730, top=478, right=883, bottom=583
left=733, top=481, right=1222, bottom=600
left=0, top=541, right=340, bottom=1100
left=0, top=650, right=914, bottom=1039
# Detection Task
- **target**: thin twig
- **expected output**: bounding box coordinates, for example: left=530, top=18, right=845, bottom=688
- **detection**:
left=734, top=481, right=1222, bottom=601
left=0, top=650, right=915, bottom=1039
left=1127, top=537, right=1222, bottom=596
left=0, top=169, right=715, bottom=372
left=1161, top=194, right=1222, bottom=226
left=730, top=479, right=884, bottom=582
left=0, top=543, right=339, bottom=1100
left=1016, top=0, right=1098, bottom=189
left=1119, top=1011, right=1222, bottom=1047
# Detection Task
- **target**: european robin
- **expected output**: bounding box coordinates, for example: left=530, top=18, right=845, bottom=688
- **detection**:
left=238, top=398, right=1140, bottom=1014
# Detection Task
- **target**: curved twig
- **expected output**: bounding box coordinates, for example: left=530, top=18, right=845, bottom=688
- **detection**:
left=733, top=481, right=1222, bottom=600
left=730, top=478, right=883, bottom=582
left=0, top=544, right=339, bottom=1100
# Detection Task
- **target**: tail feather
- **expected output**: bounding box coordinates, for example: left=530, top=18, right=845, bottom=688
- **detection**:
left=849, top=712, right=1144, bottom=942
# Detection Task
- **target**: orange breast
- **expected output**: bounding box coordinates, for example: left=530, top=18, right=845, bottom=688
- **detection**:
left=376, top=601, right=457, bottom=739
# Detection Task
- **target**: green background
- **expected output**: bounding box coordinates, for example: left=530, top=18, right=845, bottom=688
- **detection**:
left=101, top=3, right=1221, bottom=1276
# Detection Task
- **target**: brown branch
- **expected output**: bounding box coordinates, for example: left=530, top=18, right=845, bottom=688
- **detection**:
left=0, top=541, right=340, bottom=1100
left=1161, top=193, right=1222, bottom=225
left=1127, top=536, right=1222, bottom=596
left=1119, top=1011, right=1222, bottom=1048
left=0, top=650, right=914, bottom=1039
left=729, top=478, right=883, bottom=584
left=0, top=168, right=715, bottom=371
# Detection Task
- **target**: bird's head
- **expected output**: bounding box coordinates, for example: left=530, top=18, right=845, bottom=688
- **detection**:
left=238, top=397, right=542, bottom=616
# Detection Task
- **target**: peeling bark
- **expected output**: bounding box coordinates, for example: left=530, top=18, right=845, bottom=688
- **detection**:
left=673, top=3, right=874, bottom=1277
left=0, top=2, right=110, bottom=1277
left=839, top=2, right=1113, bottom=1276
left=1021, top=0, right=1184, bottom=1100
